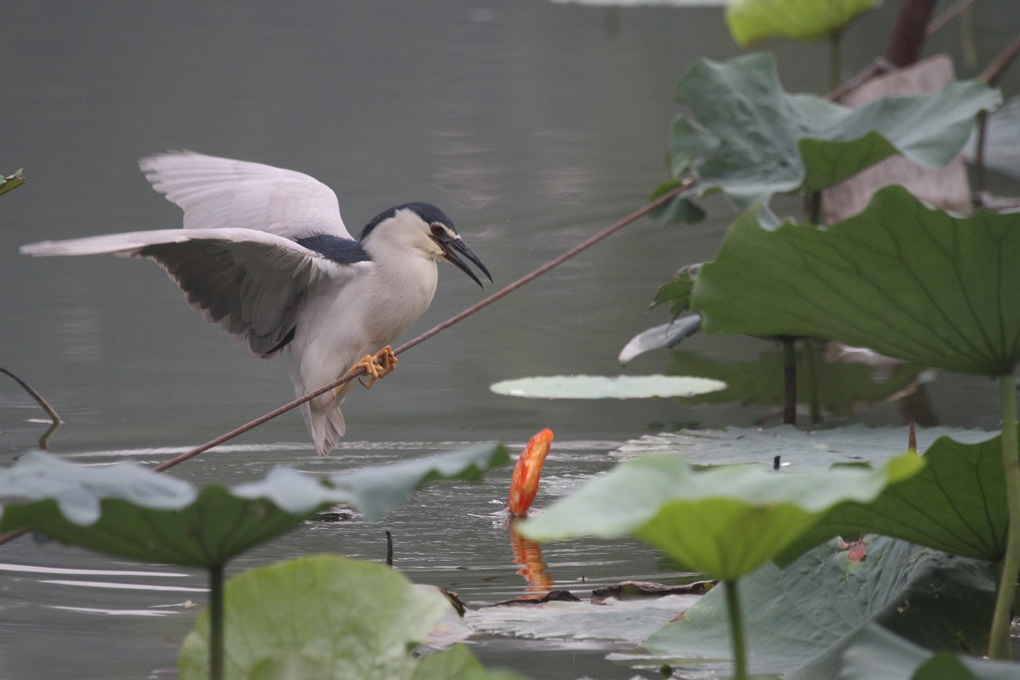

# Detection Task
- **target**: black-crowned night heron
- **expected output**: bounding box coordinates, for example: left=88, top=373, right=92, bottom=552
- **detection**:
left=21, top=152, right=492, bottom=456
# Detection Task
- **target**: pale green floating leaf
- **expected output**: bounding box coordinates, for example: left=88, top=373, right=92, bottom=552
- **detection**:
left=691, top=186, right=1020, bottom=375
left=518, top=452, right=923, bottom=580
left=490, top=375, right=726, bottom=399
left=612, top=425, right=993, bottom=468
left=179, top=555, right=451, bottom=680
left=726, top=0, right=879, bottom=46
left=466, top=595, right=699, bottom=645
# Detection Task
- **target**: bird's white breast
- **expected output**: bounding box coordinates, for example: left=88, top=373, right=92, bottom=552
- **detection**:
left=289, top=254, right=438, bottom=402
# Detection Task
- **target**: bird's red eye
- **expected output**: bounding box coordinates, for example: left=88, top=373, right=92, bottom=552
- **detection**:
left=430, top=223, right=445, bottom=237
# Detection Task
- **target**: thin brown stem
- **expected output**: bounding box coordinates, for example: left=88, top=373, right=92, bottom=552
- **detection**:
left=0, top=368, right=62, bottom=449
left=926, top=0, right=978, bottom=36
left=979, top=32, right=1020, bottom=86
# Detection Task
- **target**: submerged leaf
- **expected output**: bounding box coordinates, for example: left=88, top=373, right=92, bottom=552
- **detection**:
left=631, top=537, right=995, bottom=676
left=518, top=453, right=922, bottom=580
left=726, top=0, right=879, bottom=46
left=840, top=624, right=1019, bottom=680
left=669, top=54, right=999, bottom=209
left=179, top=555, right=450, bottom=680
left=692, top=186, right=1020, bottom=375
left=490, top=375, right=726, bottom=399
left=467, top=594, right=699, bottom=645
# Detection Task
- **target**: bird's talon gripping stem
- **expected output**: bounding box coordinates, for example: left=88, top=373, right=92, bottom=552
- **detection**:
left=354, top=346, right=398, bottom=389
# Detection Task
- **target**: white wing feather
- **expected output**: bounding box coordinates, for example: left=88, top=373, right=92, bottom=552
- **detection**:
left=139, top=151, right=352, bottom=240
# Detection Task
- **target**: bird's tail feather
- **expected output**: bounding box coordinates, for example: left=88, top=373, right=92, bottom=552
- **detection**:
left=301, top=402, right=346, bottom=456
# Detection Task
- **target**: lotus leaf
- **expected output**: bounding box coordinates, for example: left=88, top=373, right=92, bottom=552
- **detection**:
left=777, top=431, right=1009, bottom=564
left=634, top=537, right=995, bottom=676
left=692, top=186, right=1020, bottom=375
left=490, top=375, right=726, bottom=399
left=669, top=54, right=1000, bottom=210
left=517, top=452, right=922, bottom=580
left=179, top=555, right=450, bottom=680
left=840, top=624, right=1019, bottom=680
left=0, top=445, right=509, bottom=566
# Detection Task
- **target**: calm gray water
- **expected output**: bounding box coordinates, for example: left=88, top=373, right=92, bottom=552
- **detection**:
left=1, top=2, right=1019, bottom=679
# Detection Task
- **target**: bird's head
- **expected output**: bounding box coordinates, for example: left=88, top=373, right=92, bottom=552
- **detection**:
left=360, top=202, right=492, bottom=288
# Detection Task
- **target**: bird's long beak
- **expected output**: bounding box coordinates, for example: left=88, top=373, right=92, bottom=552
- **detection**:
left=435, top=235, right=493, bottom=288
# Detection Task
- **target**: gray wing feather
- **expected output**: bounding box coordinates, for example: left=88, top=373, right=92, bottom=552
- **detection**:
left=22, top=228, right=364, bottom=357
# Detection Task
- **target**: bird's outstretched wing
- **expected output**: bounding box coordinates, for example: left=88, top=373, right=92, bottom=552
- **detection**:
left=139, top=151, right=353, bottom=241
left=21, top=229, right=366, bottom=357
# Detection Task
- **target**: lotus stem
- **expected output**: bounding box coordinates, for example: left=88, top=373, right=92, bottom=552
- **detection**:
left=782, top=338, right=797, bottom=425
left=830, top=29, right=843, bottom=90
left=805, top=340, right=822, bottom=425
left=0, top=367, right=62, bottom=449
left=209, top=564, right=225, bottom=680
left=989, top=375, right=1020, bottom=659
left=723, top=579, right=748, bottom=680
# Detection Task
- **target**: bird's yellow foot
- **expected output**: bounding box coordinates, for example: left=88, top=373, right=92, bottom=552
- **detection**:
left=353, top=346, right=398, bottom=389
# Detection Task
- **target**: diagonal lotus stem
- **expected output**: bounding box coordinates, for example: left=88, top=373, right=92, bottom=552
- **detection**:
left=989, top=375, right=1020, bottom=659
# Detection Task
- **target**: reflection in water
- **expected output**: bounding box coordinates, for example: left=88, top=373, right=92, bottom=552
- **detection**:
left=509, top=517, right=553, bottom=597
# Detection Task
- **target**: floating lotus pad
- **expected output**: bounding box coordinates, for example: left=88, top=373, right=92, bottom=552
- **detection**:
left=490, top=375, right=726, bottom=399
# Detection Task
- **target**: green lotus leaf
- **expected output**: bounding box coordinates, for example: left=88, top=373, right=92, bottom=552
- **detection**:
left=840, top=624, right=1019, bottom=680
left=777, top=430, right=1010, bottom=565
left=669, top=54, right=1000, bottom=209
left=651, top=266, right=698, bottom=316
left=692, top=186, right=1020, bottom=375
left=636, top=537, right=995, bottom=676
left=490, top=375, right=726, bottom=400
left=179, top=555, right=450, bottom=680
left=0, top=444, right=509, bottom=566
left=517, top=452, right=923, bottom=580
left=726, top=0, right=879, bottom=46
